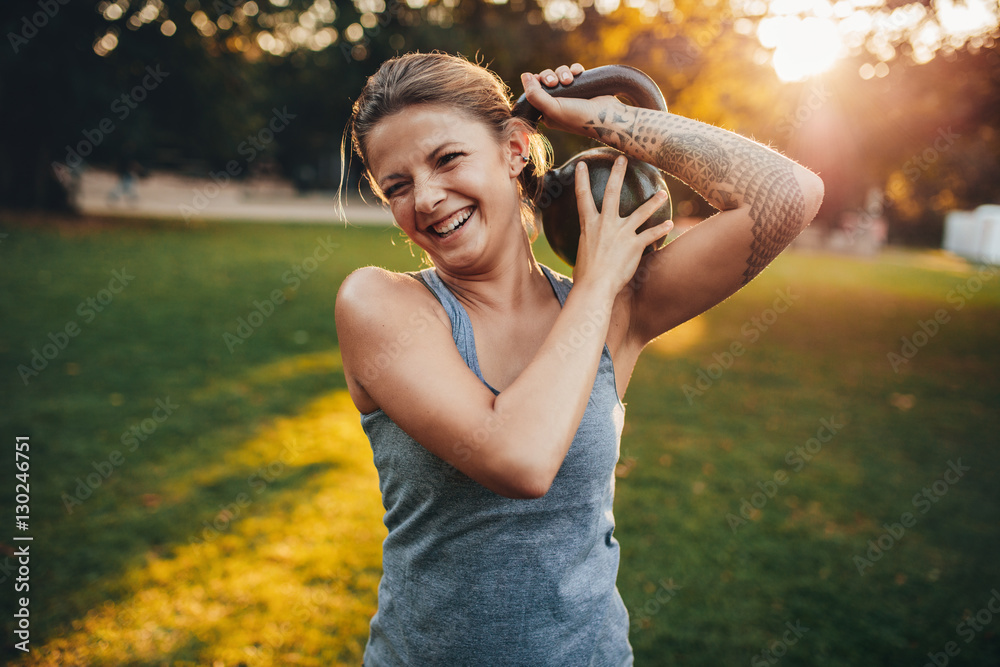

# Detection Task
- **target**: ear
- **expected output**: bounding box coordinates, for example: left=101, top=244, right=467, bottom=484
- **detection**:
left=503, top=122, right=532, bottom=177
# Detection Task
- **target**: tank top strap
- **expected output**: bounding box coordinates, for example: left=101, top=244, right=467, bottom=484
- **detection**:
left=538, top=263, right=572, bottom=306
left=406, top=265, right=570, bottom=396
left=407, top=268, right=498, bottom=394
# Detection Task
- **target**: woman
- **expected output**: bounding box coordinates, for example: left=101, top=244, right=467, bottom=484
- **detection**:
left=337, top=51, right=823, bottom=665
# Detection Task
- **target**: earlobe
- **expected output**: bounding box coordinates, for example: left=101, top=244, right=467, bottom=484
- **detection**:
left=505, top=127, right=531, bottom=175
left=510, top=154, right=528, bottom=176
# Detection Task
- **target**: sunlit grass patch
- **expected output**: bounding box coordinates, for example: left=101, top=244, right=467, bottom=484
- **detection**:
left=22, top=390, right=384, bottom=667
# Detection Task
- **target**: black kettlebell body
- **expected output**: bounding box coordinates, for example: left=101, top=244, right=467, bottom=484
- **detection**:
left=512, top=65, right=672, bottom=266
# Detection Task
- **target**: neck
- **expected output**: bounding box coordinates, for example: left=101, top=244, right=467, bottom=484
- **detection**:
left=434, top=229, right=552, bottom=313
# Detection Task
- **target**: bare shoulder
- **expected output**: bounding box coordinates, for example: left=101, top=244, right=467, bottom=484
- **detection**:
left=338, top=266, right=442, bottom=326
left=335, top=266, right=451, bottom=411
left=338, top=266, right=413, bottom=311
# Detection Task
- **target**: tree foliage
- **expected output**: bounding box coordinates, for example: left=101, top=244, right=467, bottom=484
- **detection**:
left=2, top=0, right=997, bottom=244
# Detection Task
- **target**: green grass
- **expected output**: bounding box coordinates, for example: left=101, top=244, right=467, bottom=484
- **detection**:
left=1, top=216, right=998, bottom=666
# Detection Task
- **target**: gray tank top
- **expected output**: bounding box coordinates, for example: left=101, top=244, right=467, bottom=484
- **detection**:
left=361, top=265, right=632, bottom=666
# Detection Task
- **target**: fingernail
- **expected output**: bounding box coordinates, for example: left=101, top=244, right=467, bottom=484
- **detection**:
left=616, top=155, right=626, bottom=166
left=546, top=75, right=557, bottom=84
left=577, top=162, right=586, bottom=171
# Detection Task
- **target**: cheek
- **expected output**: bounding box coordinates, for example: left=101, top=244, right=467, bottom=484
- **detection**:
left=466, top=168, right=512, bottom=208
left=389, top=201, right=416, bottom=232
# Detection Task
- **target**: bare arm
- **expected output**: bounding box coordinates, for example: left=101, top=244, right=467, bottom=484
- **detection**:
left=582, top=102, right=821, bottom=285
left=522, top=71, right=824, bottom=347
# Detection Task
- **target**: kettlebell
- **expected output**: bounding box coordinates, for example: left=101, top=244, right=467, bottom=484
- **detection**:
left=512, top=65, right=672, bottom=267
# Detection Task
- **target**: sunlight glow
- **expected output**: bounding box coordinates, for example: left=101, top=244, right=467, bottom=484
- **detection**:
left=937, top=0, right=1000, bottom=40
left=744, top=0, right=1000, bottom=80
left=646, top=315, right=707, bottom=358
left=765, top=16, right=844, bottom=81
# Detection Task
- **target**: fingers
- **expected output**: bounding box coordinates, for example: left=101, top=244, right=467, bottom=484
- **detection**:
left=600, top=155, right=628, bottom=217
left=579, top=155, right=666, bottom=231
left=574, top=162, right=597, bottom=219
left=627, top=188, right=670, bottom=230
left=520, top=71, right=553, bottom=113
left=636, top=217, right=675, bottom=246
left=530, top=63, right=586, bottom=88
left=537, top=69, right=558, bottom=86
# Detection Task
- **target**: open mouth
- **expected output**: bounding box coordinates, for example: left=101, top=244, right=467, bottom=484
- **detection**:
left=431, top=206, right=475, bottom=238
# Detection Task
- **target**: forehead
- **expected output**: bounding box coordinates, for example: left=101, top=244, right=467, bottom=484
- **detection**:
left=367, top=104, right=498, bottom=181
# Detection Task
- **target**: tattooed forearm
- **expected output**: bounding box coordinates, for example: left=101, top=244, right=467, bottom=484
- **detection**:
left=584, top=102, right=808, bottom=284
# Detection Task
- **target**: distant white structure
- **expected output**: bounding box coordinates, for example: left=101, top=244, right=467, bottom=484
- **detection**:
left=944, top=205, right=1000, bottom=264
left=816, top=186, right=888, bottom=256
left=52, top=166, right=394, bottom=225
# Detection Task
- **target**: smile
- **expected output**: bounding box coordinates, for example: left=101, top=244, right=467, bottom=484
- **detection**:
left=431, top=206, right=475, bottom=238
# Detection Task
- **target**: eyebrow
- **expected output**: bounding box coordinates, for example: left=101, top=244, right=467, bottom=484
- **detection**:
left=377, top=142, right=459, bottom=190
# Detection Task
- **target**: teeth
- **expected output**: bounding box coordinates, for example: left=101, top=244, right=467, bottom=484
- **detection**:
left=432, top=207, right=474, bottom=236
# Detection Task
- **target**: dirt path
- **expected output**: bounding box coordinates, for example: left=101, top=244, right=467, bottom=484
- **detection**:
left=70, top=168, right=394, bottom=225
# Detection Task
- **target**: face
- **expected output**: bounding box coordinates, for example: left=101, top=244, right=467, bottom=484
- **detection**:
left=365, top=103, right=528, bottom=273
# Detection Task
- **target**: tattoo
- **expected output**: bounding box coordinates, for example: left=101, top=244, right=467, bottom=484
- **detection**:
left=584, top=105, right=806, bottom=285
left=736, top=151, right=805, bottom=283
left=655, top=134, right=732, bottom=184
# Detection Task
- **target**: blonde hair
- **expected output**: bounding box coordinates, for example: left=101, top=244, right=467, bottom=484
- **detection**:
left=340, top=51, right=552, bottom=241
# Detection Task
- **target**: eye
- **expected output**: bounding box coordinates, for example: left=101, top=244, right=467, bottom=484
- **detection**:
left=383, top=182, right=406, bottom=198
left=439, top=152, right=464, bottom=166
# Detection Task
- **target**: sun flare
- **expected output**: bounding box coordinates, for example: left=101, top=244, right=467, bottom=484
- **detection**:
left=759, top=15, right=845, bottom=82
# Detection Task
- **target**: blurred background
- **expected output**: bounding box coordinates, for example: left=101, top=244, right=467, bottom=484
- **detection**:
left=1, top=0, right=999, bottom=665
left=3, top=0, right=1000, bottom=244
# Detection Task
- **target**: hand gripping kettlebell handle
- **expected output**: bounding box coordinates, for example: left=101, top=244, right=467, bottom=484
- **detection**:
left=511, top=64, right=667, bottom=123
left=511, top=65, right=671, bottom=268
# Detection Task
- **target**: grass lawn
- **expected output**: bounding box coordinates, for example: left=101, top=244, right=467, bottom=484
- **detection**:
left=1, top=215, right=998, bottom=666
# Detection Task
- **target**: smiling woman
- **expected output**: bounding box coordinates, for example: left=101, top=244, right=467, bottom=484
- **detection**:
left=363, top=104, right=527, bottom=269
left=335, top=51, right=822, bottom=665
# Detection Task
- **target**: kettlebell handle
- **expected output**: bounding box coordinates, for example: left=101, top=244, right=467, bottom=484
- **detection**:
left=510, top=64, right=671, bottom=267
left=511, top=64, right=667, bottom=123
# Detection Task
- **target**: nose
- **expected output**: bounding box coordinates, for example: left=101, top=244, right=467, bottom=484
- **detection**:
left=412, top=172, right=445, bottom=215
